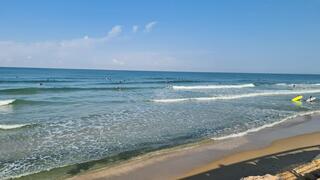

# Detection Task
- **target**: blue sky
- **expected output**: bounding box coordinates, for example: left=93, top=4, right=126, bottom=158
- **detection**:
left=0, top=0, right=320, bottom=73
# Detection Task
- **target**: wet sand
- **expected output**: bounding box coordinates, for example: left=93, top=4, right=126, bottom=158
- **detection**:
left=182, top=132, right=320, bottom=180
left=69, top=114, right=320, bottom=180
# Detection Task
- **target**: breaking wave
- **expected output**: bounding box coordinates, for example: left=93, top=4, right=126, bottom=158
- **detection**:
left=275, top=83, right=320, bottom=87
left=153, top=89, right=320, bottom=103
left=211, top=110, right=320, bottom=140
left=172, top=83, right=255, bottom=90
left=0, top=124, right=30, bottom=130
left=0, top=99, right=16, bottom=106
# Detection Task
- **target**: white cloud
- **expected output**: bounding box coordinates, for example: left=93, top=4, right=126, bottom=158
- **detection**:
left=112, top=58, right=125, bottom=65
left=107, top=25, right=122, bottom=38
left=132, top=25, right=139, bottom=33
left=0, top=39, right=184, bottom=70
left=0, top=24, right=185, bottom=71
left=0, top=25, right=125, bottom=68
left=144, top=21, right=157, bottom=32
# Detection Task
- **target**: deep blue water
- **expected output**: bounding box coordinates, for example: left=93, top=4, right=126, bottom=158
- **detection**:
left=1, top=67, right=320, bottom=178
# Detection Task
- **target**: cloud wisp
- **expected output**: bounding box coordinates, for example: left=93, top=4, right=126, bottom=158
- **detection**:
left=0, top=25, right=124, bottom=68
left=145, top=21, right=158, bottom=32
left=132, top=25, right=139, bottom=33
left=0, top=22, right=173, bottom=70
left=112, top=58, right=125, bottom=65
left=107, top=25, right=122, bottom=38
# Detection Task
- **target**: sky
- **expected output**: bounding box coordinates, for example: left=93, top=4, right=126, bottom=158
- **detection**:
left=0, top=0, right=320, bottom=74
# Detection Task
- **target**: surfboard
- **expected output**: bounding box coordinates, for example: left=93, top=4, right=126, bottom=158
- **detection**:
left=306, top=97, right=316, bottom=102
left=292, top=95, right=303, bottom=102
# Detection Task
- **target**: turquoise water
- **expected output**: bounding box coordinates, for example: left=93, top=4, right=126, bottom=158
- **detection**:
left=1, top=67, right=320, bottom=179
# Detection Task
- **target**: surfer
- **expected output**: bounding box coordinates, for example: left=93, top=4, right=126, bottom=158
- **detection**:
left=306, top=96, right=316, bottom=102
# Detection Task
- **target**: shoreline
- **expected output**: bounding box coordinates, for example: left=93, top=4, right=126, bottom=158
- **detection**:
left=182, top=132, right=320, bottom=179
left=68, top=113, right=320, bottom=180
left=16, top=112, right=320, bottom=180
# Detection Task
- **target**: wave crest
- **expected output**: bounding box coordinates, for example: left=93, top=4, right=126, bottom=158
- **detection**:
left=153, top=89, right=320, bottom=103
left=211, top=110, right=320, bottom=140
left=0, top=99, right=16, bottom=106
left=0, top=124, right=30, bottom=130
left=276, top=83, right=320, bottom=87
left=172, top=83, right=255, bottom=90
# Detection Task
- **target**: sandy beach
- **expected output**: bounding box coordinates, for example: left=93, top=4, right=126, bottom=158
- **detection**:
left=183, top=132, right=320, bottom=179
left=66, top=114, right=320, bottom=180
left=2, top=1, right=320, bottom=179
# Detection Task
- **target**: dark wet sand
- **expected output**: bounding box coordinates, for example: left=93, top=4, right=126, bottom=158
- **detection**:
left=182, top=134, right=320, bottom=180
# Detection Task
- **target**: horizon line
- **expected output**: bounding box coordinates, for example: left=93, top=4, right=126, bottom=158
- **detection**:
left=1, top=65, right=320, bottom=76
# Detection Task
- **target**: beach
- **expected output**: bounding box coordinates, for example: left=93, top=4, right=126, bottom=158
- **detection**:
left=183, top=132, right=320, bottom=179
left=67, top=113, right=320, bottom=180
left=2, top=0, right=320, bottom=179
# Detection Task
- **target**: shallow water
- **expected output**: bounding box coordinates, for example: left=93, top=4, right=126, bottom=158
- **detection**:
left=1, top=67, right=320, bottom=179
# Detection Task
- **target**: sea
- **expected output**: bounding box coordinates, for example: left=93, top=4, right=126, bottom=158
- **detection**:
left=1, top=67, right=320, bottom=179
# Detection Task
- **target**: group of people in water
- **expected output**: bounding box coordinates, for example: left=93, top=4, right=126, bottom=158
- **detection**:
left=292, top=95, right=316, bottom=103
left=291, top=84, right=317, bottom=103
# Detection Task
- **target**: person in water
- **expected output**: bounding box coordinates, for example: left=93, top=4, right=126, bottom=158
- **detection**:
left=309, top=96, right=313, bottom=101
left=306, top=95, right=317, bottom=103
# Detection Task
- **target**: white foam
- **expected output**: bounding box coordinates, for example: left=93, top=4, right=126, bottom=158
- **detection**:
left=153, top=89, right=320, bottom=103
left=276, top=83, right=320, bottom=87
left=172, top=83, right=255, bottom=90
left=152, top=98, right=189, bottom=103
left=211, top=110, right=320, bottom=141
left=0, top=99, right=16, bottom=106
left=0, top=124, right=29, bottom=130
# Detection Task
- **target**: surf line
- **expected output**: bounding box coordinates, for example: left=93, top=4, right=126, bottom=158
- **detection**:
left=153, top=89, right=320, bottom=103
left=172, top=83, right=255, bottom=90
left=0, top=99, right=16, bottom=106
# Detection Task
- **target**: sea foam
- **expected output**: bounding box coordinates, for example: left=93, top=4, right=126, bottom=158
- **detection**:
left=211, top=110, right=320, bottom=140
left=0, top=99, right=16, bottom=106
left=0, top=124, right=29, bottom=130
left=153, top=89, right=320, bottom=103
left=275, top=83, right=320, bottom=87
left=172, top=83, right=255, bottom=90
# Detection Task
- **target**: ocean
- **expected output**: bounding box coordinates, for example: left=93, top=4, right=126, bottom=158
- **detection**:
left=1, top=67, right=320, bottom=179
